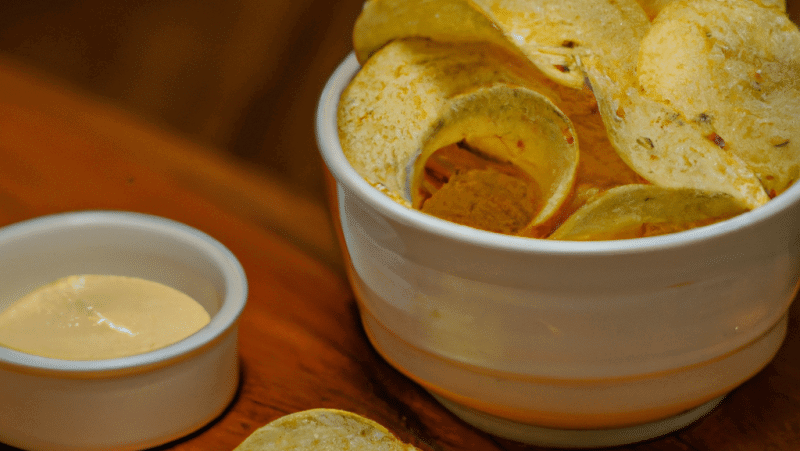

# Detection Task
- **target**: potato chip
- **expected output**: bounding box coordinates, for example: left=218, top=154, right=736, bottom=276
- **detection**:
left=411, top=83, right=578, bottom=227
left=469, top=0, right=651, bottom=88
left=233, top=409, right=420, bottom=451
left=584, top=76, right=771, bottom=209
left=352, top=0, right=523, bottom=64
left=549, top=184, right=749, bottom=241
left=339, top=38, right=579, bottom=227
left=637, top=0, right=800, bottom=197
left=339, top=38, right=552, bottom=196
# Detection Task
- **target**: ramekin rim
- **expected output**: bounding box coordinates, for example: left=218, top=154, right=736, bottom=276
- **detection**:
left=0, top=210, right=248, bottom=373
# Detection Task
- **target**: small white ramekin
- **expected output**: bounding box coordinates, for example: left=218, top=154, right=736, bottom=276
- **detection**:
left=317, top=53, right=800, bottom=448
left=0, top=211, right=247, bottom=451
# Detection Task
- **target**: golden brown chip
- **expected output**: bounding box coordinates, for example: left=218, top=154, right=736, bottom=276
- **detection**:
left=233, top=409, right=420, bottom=451
left=470, top=0, right=651, bottom=88
left=338, top=38, right=579, bottom=227
left=637, top=0, right=800, bottom=197
left=549, top=184, right=749, bottom=241
left=352, top=0, right=523, bottom=64
left=411, top=83, right=578, bottom=226
left=586, top=80, right=771, bottom=209
left=339, top=38, right=553, bottom=195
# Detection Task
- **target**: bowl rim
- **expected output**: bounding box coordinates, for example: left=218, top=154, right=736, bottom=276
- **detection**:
left=0, top=210, right=248, bottom=373
left=316, top=52, right=800, bottom=256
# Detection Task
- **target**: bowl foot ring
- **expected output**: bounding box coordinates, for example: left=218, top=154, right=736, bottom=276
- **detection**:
left=431, top=393, right=724, bottom=448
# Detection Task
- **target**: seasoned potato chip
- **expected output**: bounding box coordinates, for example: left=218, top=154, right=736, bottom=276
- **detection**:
left=470, top=0, right=650, bottom=88
left=584, top=78, right=771, bottom=209
left=339, top=38, right=553, bottom=195
left=411, top=84, right=578, bottom=227
left=637, top=0, right=800, bottom=197
left=352, top=0, right=523, bottom=64
left=549, top=184, right=749, bottom=241
left=234, top=409, right=420, bottom=451
left=339, top=38, right=579, bottom=227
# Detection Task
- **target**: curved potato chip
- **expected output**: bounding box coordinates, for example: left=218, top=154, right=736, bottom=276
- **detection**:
left=352, top=0, right=523, bottom=64
left=338, top=38, right=574, bottom=207
left=637, top=0, right=800, bottom=197
left=549, top=184, right=749, bottom=241
left=470, top=0, right=650, bottom=88
left=411, top=83, right=579, bottom=227
left=584, top=78, right=771, bottom=210
left=233, top=409, right=419, bottom=451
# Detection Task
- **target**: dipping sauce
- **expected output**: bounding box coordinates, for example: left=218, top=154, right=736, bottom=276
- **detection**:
left=0, top=275, right=211, bottom=360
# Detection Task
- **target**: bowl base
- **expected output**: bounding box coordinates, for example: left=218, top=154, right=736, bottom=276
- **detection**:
left=431, top=392, right=723, bottom=448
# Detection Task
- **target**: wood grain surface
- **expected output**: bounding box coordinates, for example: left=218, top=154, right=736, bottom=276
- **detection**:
left=0, top=2, right=799, bottom=450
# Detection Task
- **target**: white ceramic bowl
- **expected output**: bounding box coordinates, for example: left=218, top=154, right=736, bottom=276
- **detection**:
left=317, top=53, right=800, bottom=448
left=0, top=211, right=247, bottom=451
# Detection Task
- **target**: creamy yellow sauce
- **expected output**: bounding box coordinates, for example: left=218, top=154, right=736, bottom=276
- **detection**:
left=0, top=275, right=211, bottom=360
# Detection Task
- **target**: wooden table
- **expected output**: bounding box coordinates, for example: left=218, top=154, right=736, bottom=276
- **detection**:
left=0, top=55, right=799, bottom=451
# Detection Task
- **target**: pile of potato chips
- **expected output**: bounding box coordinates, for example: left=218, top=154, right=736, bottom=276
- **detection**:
left=337, top=0, right=799, bottom=240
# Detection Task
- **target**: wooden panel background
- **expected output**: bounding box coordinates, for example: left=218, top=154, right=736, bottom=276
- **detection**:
left=0, top=0, right=364, bottom=205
